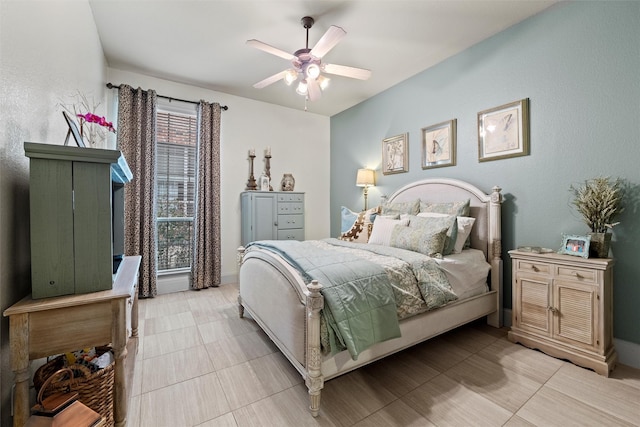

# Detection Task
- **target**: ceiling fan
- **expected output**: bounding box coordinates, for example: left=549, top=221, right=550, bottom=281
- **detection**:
left=247, top=16, right=371, bottom=101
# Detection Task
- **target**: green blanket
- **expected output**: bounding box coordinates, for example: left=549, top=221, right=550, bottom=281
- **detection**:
left=247, top=239, right=401, bottom=359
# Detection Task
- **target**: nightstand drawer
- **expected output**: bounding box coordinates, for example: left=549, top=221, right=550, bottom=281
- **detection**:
left=556, top=266, right=597, bottom=283
left=516, top=259, right=551, bottom=275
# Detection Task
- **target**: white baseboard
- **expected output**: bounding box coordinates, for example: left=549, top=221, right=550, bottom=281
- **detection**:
left=221, top=274, right=237, bottom=285
left=157, top=272, right=239, bottom=295
left=157, top=272, right=190, bottom=294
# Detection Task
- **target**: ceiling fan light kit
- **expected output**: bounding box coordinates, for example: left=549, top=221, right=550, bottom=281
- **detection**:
left=247, top=16, right=371, bottom=104
left=296, top=80, right=308, bottom=96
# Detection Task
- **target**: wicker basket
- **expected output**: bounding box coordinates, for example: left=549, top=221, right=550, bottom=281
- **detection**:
left=33, top=348, right=115, bottom=426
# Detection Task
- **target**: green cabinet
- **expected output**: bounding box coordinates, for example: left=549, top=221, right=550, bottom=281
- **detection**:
left=25, top=142, right=132, bottom=299
left=240, top=191, right=305, bottom=246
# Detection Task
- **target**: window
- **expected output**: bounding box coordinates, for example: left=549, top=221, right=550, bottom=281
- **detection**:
left=156, top=107, right=198, bottom=272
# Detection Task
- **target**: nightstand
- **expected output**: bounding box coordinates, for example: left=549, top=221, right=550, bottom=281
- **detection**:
left=508, top=249, right=616, bottom=376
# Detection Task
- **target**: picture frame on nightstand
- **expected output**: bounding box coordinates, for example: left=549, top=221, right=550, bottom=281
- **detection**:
left=559, top=233, right=591, bottom=258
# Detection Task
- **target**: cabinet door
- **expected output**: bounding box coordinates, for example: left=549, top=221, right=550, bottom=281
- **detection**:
left=553, top=280, right=598, bottom=350
left=251, top=193, right=277, bottom=242
left=30, top=158, right=75, bottom=298
left=515, top=274, right=552, bottom=336
left=73, top=162, right=113, bottom=293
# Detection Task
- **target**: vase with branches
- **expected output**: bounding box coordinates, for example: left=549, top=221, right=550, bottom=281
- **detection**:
left=59, top=91, right=115, bottom=147
left=570, top=176, right=623, bottom=257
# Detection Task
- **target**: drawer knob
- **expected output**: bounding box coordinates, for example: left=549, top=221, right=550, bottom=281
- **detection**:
left=547, top=306, right=557, bottom=313
left=572, top=271, right=582, bottom=278
left=530, top=265, right=539, bottom=272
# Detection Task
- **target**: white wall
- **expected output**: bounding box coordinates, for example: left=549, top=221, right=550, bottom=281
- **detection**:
left=107, top=69, right=331, bottom=287
left=0, top=1, right=108, bottom=424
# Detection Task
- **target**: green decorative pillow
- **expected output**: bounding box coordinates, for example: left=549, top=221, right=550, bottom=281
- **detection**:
left=413, top=213, right=458, bottom=255
left=420, top=199, right=471, bottom=217
left=381, top=199, right=420, bottom=217
left=389, top=220, right=450, bottom=258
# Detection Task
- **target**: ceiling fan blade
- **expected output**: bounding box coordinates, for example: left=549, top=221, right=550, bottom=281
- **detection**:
left=246, top=39, right=295, bottom=61
left=307, top=79, right=321, bottom=101
left=253, top=70, right=289, bottom=89
left=323, top=63, right=372, bottom=80
left=309, top=25, right=346, bottom=59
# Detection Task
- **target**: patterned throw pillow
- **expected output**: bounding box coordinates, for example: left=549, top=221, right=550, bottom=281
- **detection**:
left=419, top=199, right=472, bottom=249
left=413, top=213, right=458, bottom=255
left=389, top=220, right=450, bottom=258
left=420, top=199, right=470, bottom=217
left=339, top=206, right=381, bottom=243
left=380, top=199, right=420, bottom=217
left=416, top=214, right=477, bottom=254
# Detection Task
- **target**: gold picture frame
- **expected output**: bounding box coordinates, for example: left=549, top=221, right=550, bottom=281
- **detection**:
left=478, top=98, right=529, bottom=162
left=382, top=133, right=408, bottom=175
left=422, top=119, right=456, bottom=169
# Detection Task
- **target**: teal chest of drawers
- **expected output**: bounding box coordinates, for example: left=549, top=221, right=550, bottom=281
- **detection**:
left=241, top=191, right=305, bottom=246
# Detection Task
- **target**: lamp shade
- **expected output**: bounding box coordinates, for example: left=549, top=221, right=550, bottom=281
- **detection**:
left=356, top=168, right=375, bottom=187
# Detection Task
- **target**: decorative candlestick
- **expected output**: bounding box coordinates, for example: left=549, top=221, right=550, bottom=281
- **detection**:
left=264, top=154, right=273, bottom=191
left=246, top=153, right=257, bottom=190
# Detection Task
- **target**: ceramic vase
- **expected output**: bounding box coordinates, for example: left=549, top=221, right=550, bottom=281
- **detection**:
left=281, top=173, right=295, bottom=191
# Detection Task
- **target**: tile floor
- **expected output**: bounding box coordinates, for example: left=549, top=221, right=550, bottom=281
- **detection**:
left=125, top=283, right=640, bottom=427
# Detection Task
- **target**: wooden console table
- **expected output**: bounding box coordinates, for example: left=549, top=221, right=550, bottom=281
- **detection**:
left=4, top=255, right=141, bottom=427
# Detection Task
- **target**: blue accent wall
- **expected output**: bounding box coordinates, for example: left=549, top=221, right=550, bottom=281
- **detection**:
left=330, top=1, right=640, bottom=344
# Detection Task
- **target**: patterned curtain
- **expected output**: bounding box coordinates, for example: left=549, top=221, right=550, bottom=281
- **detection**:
left=117, top=85, right=158, bottom=297
left=191, top=101, right=222, bottom=289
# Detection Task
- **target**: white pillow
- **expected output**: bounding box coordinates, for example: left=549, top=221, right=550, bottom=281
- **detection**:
left=417, top=212, right=475, bottom=254
left=368, top=216, right=409, bottom=246
left=454, top=217, right=475, bottom=253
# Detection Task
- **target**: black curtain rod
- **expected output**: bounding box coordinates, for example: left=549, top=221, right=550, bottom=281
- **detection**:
left=106, top=83, right=228, bottom=110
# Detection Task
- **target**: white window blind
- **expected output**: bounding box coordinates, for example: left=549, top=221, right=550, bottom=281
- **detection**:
left=156, top=109, right=197, bottom=271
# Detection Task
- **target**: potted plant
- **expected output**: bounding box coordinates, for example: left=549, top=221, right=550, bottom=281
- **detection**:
left=570, top=176, right=624, bottom=258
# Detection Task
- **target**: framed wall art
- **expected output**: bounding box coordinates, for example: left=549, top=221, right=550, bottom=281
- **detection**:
left=382, top=133, right=408, bottom=175
left=559, top=233, right=591, bottom=258
left=478, top=98, right=529, bottom=162
left=422, top=119, right=456, bottom=169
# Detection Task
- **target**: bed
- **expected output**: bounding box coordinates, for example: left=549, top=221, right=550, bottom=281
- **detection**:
left=237, top=178, right=503, bottom=416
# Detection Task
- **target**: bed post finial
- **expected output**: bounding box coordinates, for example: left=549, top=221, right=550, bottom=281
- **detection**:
left=305, top=280, right=324, bottom=417
left=237, top=246, right=246, bottom=266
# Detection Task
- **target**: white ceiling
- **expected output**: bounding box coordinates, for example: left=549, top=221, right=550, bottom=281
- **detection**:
left=89, top=0, right=559, bottom=116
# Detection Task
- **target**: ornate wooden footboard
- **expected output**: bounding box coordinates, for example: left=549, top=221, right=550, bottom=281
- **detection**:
left=238, top=178, right=503, bottom=417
